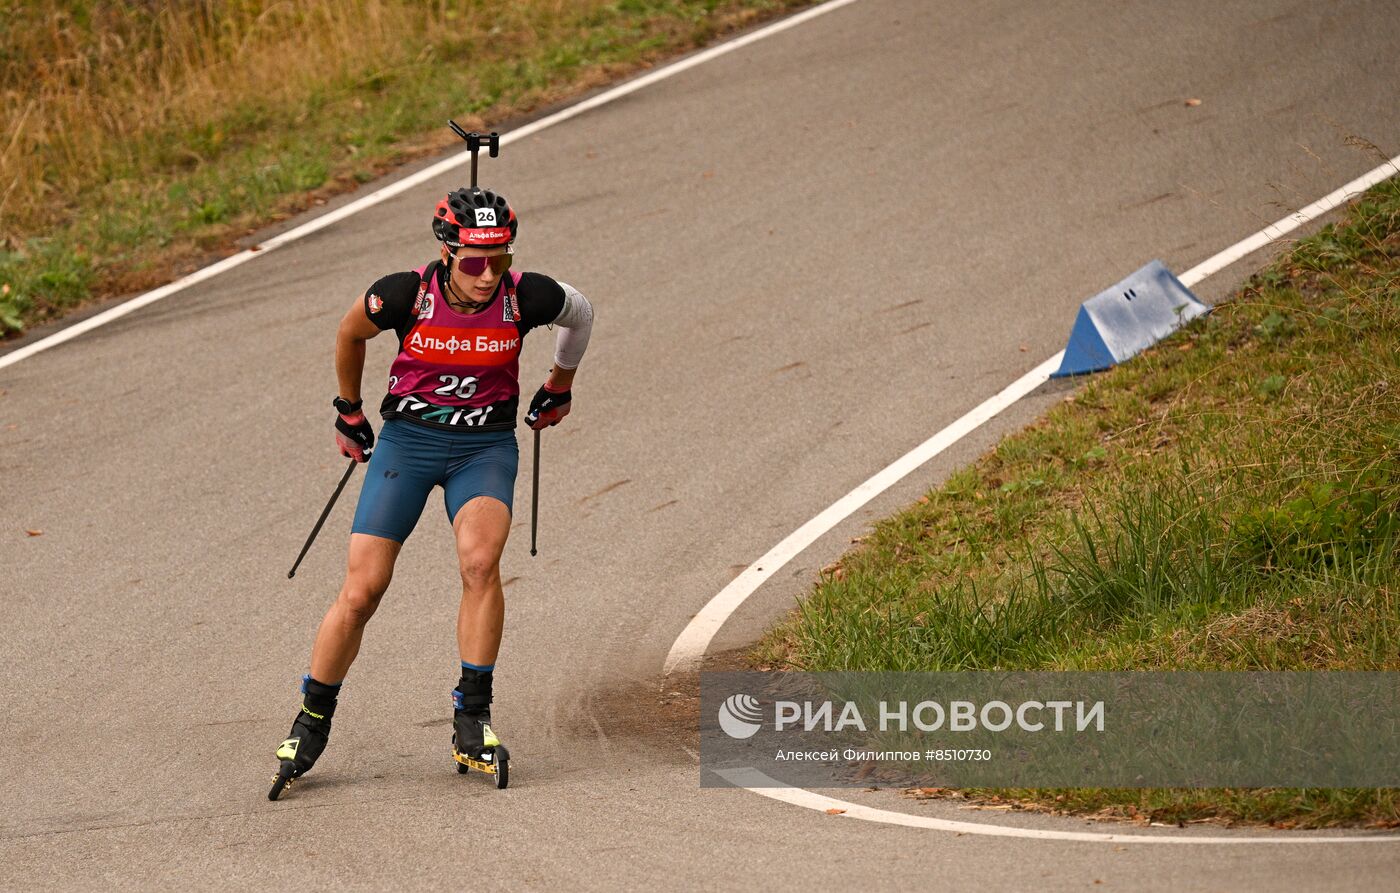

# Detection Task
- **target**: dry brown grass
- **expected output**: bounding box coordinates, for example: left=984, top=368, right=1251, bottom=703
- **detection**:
left=0, top=0, right=686, bottom=239
left=0, top=0, right=810, bottom=332
left=8, top=2, right=373, bottom=232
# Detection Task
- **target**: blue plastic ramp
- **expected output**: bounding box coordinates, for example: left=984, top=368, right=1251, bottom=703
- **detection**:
left=1051, top=260, right=1209, bottom=378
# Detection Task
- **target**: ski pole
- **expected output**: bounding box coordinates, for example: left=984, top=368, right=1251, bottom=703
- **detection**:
left=288, top=459, right=358, bottom=578
left=530, top=429, right=540, bottom=557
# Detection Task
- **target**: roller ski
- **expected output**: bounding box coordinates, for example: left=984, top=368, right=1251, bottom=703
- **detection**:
left=269, top=676, right=339, bottom=801
left=450, top=669, right=510, bottom=789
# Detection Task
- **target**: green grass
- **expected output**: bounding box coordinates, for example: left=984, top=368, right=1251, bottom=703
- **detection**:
left=0, top=0, right=817, bottom=335
left=755, top=177, right=1400, bottom=828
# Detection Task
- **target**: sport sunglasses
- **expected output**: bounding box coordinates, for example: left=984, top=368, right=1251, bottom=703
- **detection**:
left=451, top=250, right=513, bottom=277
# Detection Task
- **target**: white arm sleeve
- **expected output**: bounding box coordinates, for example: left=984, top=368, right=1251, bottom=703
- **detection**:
left=551, top=282, right=593, bottom=370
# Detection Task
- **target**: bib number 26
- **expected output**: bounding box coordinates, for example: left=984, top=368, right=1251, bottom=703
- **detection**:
left=434, top=374, right=478, bottom=399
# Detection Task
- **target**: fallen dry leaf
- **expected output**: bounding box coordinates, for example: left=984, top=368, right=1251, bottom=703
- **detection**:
left=26, top=529, right=43, bottom=536
left=825, top=808, right=846, bottom=815
left=1185, top=98, right=1202, bottom=107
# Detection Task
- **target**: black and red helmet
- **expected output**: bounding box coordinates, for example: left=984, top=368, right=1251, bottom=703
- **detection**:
left=432, top=186, right=517, bottom=248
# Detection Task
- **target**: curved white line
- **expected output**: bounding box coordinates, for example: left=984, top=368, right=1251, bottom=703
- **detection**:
left=715, top=768, right=1398, bottom=844
left=677, top=155, right=1400, bottom=842
left=663, top=351, right=1062, bottom=674
left=0, top=0, right=864, bottom=373
left=665, top=151, right=1400, bottom=675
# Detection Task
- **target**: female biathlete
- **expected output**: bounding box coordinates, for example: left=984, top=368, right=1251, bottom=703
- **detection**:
left=272, top=185, right=593, bottom=793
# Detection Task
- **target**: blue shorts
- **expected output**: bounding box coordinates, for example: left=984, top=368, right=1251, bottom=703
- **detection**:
left=351, top=419, right=519, bottom=543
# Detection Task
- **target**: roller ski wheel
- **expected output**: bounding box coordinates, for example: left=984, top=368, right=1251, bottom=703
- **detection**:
left=452, top=713, right=510, bottom=789
left=268, top=761, right=297, bottom=801
left=494, top=745, right=509, bottom=789
left=453, top=742, right=509, bottom=789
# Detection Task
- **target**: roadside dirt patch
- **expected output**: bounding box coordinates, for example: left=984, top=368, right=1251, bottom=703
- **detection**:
left=562, top=648, right=754, bottom=759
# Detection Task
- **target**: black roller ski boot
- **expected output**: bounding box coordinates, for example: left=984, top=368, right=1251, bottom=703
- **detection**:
left=268, top=675, right=339, bottom=800
left=451, top=668, right=510, bottom=789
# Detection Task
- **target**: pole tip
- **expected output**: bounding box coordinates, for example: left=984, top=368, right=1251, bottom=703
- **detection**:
left=287, top=570, right=295, bottom=579
left=530, top=549, right=537, bottom=557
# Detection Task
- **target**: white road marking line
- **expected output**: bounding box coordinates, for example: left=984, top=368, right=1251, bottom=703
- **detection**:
left=664, top=351, right=1063, bottom=674
left=0, top=0, right=864, bottom=373
left=664, top=151, right=1400, bottom=676
left=1178, top=153, right=1400, bottom=286
left=677, top=154, right=1400, bottom=843
left=715, top=768, right=1398, bottom=844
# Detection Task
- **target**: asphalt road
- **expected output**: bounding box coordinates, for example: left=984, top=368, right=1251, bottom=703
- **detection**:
left=3, top=0, right=1399, bottom=889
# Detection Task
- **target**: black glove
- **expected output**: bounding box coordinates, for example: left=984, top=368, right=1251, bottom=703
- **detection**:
left=334, top=408, right=375, bottom=462
left=525, top=384, right=572, bottom=430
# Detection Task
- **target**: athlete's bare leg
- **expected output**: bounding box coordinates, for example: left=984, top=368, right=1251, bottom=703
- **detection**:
left=308, top=533, right=401, bottom=682
left=452, top=496, right=512, bottom=665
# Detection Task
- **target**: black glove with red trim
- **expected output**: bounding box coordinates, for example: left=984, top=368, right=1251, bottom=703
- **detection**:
left=525, top=383, right=572, bottom=430
left=333, top=397, right=375, bottom=462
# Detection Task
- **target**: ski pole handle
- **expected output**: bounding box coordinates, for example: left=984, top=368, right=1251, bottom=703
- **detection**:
left=288, top=459, right=358, bottom=578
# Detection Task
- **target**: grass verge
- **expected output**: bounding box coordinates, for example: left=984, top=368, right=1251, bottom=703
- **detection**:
left=753, top=176, right=1400, bottom=828
left=0, top=0, right=817, bottom=336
